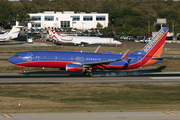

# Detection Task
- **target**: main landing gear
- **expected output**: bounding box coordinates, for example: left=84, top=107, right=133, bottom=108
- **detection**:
left=84, top=70, right=93, bottom=76
left=78, top=44, right=84, bottom=47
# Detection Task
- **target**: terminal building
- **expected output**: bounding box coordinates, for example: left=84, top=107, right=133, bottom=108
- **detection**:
left=28, top=11, right=109, bottom=30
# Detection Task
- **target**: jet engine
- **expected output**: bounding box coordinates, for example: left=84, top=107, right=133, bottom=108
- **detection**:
left=66, top=63, right=83, bottom=72
left=61, top=37, right=72, bottom=41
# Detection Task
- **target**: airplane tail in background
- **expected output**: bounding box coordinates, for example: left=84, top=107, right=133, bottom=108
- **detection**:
left=140, top=27, right=169, bottom=58
left=47, top=29, right=73, bottom=42
left=8, top=26, right=23, bottom=39
left=47, top=28, right=66, bottom=41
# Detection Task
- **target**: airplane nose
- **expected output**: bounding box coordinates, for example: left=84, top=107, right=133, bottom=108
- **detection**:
left=8, top=57, right=15, bottom=64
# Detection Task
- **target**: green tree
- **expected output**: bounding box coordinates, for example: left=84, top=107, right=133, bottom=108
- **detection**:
left=157, top=11, right=179, bottom=21
left=0, top=0, right=12, bottom=26
left=10, top=2, right=30, bottom=26
left=100, top=26, right=112, bottom=36
left=96, top=22, right=103, bottom=29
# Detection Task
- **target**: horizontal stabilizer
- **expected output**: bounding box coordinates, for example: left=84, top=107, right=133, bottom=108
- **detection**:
left=151, top=56, right=180, bottom=60
left=151, top=57, right=163, bottom=60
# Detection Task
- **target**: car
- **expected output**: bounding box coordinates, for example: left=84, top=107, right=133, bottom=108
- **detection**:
left=127, top=36, right=136, bottom=41
left=27, top=36, right=33, bottom=43
left=83, top=30, right=88, bottom=34
left=61, top=28, right=64, bottom=32
left=43, top=30, right=47, bottom=34
left=139, top=36, right=146, bottom=43
left=0, top=29, right=6, bottom=33
left=77, top=31, right=83, bottom=34
left=87, top=29, right=92, bottom=33
left=89, top=34, right=96, bottom=37
left=71, top=29, right=76, bottom=32
left=145, top=37, right=152, bottom=43
left=31, top=33, right=37, bottom=39
left=119, top=35, right=126, bottom=40
left=27, top=29, right=31, bottom=33
left=35, top=29, right=40, bottom=33
left=140, top=39, right=146, bottom=43
left=66, top=29, right=71, bottom=32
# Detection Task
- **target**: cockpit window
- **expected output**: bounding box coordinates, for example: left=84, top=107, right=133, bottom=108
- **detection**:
left=15, top=55, right=22, bottom=57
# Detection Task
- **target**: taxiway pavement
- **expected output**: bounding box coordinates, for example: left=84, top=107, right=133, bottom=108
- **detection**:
left=0, top=71, right=180, bottom=84
left=0, top=111, right=180, bottom=120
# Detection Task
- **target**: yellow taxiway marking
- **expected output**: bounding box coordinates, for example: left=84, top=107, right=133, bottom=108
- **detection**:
left=9, top=114, right=174, bottom=119
left=1, top=114, right=12, bottom=118
left=164, top=111, right=177, bottom=115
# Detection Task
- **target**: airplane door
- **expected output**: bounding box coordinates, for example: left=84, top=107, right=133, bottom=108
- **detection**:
left=138, top=56, right=142, bottom=66
left=32, top=52, right=36, bottom=61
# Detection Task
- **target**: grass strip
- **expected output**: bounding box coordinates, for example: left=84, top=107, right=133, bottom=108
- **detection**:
left=0, top=83, right=180, bottom=113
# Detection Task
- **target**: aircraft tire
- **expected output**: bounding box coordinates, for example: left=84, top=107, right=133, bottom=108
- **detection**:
left=84, top=70, right=93, bottom=76
left=23, top=69, right=26, bottom=73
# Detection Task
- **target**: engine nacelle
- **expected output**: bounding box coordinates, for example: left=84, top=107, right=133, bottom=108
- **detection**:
left=61, top=37, right=72, bottom=41
left=66, top=64, right=83, bottom=72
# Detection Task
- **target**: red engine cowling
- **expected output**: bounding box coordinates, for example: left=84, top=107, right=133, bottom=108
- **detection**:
left=66, top=64, right=83, bottom=72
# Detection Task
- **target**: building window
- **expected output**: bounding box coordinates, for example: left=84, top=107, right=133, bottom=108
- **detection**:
left=32, top=22, right=41, bottom=27
left=45, top=16, right=54, bottom=21
left=83, top=16, right=93, bottom=21
left=61, top=21, right=70, bottom=27
left=71, top=16, right=80, bottom=21
left=96, top=16, right=105, bottom=21
left=56, top=18, right=58, bottom=21
left=31, top=16, right=41, bottom=21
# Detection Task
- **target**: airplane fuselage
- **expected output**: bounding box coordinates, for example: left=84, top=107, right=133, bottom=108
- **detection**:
left=59, top=36, right=121, bottom=45
left=0, top=34, right=10, bottom=41
left=49, top=30, right=121, bottom=45
left=8, top=50, right=160, bottom=71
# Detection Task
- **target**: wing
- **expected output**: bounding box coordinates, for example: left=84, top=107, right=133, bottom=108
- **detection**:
left=82, top=49, right=130, bottom=67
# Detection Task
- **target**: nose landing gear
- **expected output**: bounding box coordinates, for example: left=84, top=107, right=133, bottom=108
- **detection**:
left=23, top=68, right=26, bottom=73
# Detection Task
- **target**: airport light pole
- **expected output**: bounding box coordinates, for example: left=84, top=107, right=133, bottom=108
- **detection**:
left=148, top=20, right=150, bottom=37
left=171, top=20, right=175, bottom=41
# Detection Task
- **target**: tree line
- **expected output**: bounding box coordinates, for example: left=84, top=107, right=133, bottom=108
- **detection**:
left=1, top=0, right=180, bottom=37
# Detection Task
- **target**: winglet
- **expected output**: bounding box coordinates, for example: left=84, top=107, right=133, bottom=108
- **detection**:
left=114, top=49, right=130, bottom=64
left=94, top=45, right=101, bottom=53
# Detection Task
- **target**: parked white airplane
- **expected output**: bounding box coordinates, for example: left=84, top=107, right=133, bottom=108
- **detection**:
left=48, top=29, right=122, bottom=46
left=0, top=26, right=23, bottom=41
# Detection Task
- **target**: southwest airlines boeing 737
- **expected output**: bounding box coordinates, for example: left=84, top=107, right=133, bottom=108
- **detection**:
left=8, top=27, right=168, bottom=76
